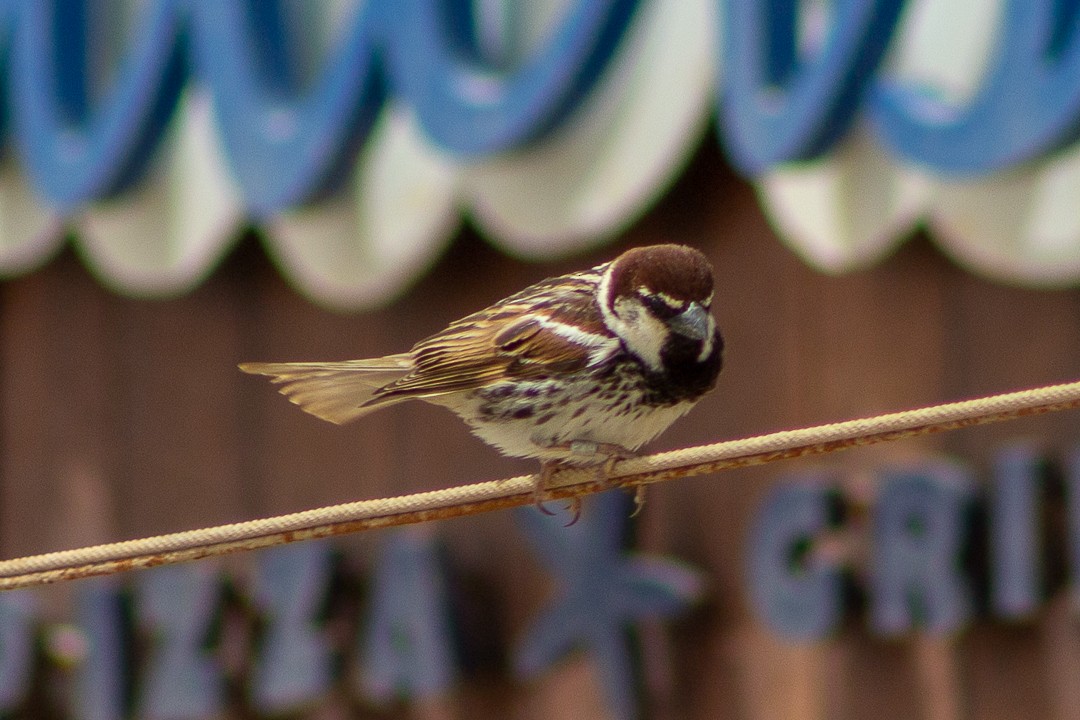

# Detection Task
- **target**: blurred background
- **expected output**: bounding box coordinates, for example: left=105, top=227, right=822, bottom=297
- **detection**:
left=2, top=1, right=1080, bottom=718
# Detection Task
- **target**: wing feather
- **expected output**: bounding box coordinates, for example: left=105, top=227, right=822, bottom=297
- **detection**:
left=371, top=286, right=608, bottom=402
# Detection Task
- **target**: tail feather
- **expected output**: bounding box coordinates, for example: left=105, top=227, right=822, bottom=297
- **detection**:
left=239, top=356, right=412, bottom=424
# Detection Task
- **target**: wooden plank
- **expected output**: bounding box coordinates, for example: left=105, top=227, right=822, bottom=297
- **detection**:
left=940, top=275, right=1080, bottom=455
left=938, top=269, right=1080, bottom=719
left=0, top=253, right=126, bottom=720
left=959, top=625, right=1047, bottom=720
left=109, top=260, right=247, bottom=540
left=1039, top=595, right=1080, bottom=720
left=741, top=628, right=850, bottom=720
left=913, top=635, right=965, bottom=720
left=791, top=236, right=954, bottom=720
left=0, top=252, right=120, bottom=560
left=235, top=246, right=393, bottom=717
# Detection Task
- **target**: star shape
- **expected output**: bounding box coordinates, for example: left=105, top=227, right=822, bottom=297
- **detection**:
left=514, top=491, right=706, bottom=720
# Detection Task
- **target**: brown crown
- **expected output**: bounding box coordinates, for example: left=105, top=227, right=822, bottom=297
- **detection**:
left=606, top=244, right=715, bottom=304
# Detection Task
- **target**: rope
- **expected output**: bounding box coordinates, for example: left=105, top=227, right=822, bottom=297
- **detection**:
left=3, top=379, right=1080, bottom=590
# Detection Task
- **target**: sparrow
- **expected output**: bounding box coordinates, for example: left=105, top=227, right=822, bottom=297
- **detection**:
left=241, top=244, right=723, bottom=512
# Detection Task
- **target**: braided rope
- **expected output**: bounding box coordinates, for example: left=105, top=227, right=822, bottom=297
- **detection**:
left=3, top=379, right=1080, bottom=590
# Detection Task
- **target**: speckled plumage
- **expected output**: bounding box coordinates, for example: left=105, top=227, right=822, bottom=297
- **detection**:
left=241, top=244, right=723, bottom=474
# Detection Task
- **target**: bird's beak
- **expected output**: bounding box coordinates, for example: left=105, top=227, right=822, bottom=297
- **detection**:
left=669, top=302, right=712, bottom=341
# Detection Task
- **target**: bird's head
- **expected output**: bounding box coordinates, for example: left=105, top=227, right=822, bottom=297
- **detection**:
left=598, top=244, right=722, bottom=376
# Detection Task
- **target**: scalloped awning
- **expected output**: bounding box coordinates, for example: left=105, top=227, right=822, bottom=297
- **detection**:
left=1, top=0, right=1077, bottom=309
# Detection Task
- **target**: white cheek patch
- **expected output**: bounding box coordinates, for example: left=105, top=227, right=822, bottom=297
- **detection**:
left=598, top=264, right=669, bottom=372
left=610, top=296, right=666, bottom=371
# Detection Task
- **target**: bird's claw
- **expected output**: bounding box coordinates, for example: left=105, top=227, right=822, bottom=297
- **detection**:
left=534, top=443, right=638, bottom=523
left=532, top=464, right=583, bottom=524
left=630, top=485, right=647, bottom=517
left=534, top=461, right=561, bottom=516
left=562, top=496, right=582, bottom=526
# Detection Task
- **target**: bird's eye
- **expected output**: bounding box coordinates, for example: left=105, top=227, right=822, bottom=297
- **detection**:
left=641, top=293, right=682, bottom=319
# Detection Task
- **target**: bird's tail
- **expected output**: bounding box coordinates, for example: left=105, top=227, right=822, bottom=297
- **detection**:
left=239, top=355, right=413, bottom=424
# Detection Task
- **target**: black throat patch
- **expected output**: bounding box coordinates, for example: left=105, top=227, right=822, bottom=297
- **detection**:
left=644, top=328, right=724, bottom=405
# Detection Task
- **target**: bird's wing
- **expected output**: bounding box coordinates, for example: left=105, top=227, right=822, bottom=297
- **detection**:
left=241, top=267, right=616, bottom=419
left=239, top=356, right=412, bottom=424
left=370, top=289, right=612, bottom=403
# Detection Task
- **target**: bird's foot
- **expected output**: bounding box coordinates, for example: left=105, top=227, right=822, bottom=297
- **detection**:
left=535, top=460, right=581, bottom=525
left=565, top=440, right=637, bottom=467
left=567, top=441, right=637, bottom=490
left=534, top=442, right=638, bottom=524
left=576, top=442, right=646, bottom=516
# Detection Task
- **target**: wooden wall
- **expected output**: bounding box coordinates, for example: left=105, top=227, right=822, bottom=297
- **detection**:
left=4, top=141, right=1080, bottom=718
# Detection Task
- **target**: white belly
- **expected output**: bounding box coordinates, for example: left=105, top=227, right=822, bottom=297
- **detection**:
left=445, top=385, right=697, bottom=463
